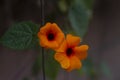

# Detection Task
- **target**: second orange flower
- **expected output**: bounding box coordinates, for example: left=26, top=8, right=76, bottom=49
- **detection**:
left=54, top=34, right=89, bottom=71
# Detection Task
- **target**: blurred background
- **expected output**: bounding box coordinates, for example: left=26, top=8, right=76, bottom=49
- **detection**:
left=0, top=0, right=120, bottom=80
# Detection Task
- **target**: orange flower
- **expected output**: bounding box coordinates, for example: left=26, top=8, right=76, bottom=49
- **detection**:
left=38, top=22, right=65, bottom=49
left=54, top=34, right=89, bottom=71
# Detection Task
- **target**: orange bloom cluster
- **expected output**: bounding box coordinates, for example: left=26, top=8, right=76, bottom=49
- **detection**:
left=38, top=22, right=89, bottom=71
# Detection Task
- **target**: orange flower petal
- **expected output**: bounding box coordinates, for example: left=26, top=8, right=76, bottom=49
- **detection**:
left=40, top=23, right=51, bottom=35
left=54, top=53, right=70, bottom=69
left=55, top=33, right=65, bottom=45
left=74, top=45, right=89, bottom=60
left=51, top=23, right=63, bottom=33
left=55, top=40, right=67, bottom=52
left=46, top=41, right=59, bottom=49
left=38, top=32, right=48, bottom=47
left=66, top=34, right=80, bottom=47
left=67, top=56, right=82, bottom=71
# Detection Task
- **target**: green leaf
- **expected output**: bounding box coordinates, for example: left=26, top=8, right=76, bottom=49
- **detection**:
left=68, top=2, right=89, bottom=38
left=0, top=21, right=39, bottom=50
left=45, top=50, right=59, bottom=80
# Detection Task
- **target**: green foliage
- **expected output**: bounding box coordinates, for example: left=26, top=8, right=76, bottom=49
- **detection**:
left=45, top=50, right=60, bottom=80
left=78, top=58, right=96, bottom=79
left=0, top=21, right=39, bottom=50
left=32, top=50, right=59, bottom=80
left=78, top=59, right=112, bottom=80
left=82, top=0, right=94, bottom=10
left=58, top=0, right=68, bottom=12
left=83, top=58, right=96, bottom=79
left=68, top=1, right=89, bottom=38
left=101, top=62, right=111, bottom=77
left=32, top=53, right=41, bottom=76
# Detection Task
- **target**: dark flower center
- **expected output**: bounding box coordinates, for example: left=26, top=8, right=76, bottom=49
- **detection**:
left=66, top=48, right=73, bottom=56
left=47, top=33, right=54, bottom=41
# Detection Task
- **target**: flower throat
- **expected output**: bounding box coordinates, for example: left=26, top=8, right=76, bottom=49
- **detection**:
left=66, top=48, right=73, bottom=56
left=47, top=33, right=54, bottom=41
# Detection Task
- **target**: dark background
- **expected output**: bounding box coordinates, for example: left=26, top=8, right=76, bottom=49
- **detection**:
left=0, top=0, right=120, bottom=80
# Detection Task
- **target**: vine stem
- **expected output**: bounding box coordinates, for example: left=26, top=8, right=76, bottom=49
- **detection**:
left=40, top=0, right=45, bottom=79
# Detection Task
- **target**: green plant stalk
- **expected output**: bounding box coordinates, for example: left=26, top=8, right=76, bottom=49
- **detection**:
left=40, top=0, right=46, bottom=79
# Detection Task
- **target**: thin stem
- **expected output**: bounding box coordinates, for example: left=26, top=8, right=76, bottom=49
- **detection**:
left=40, top=0, right=45, bottom=79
